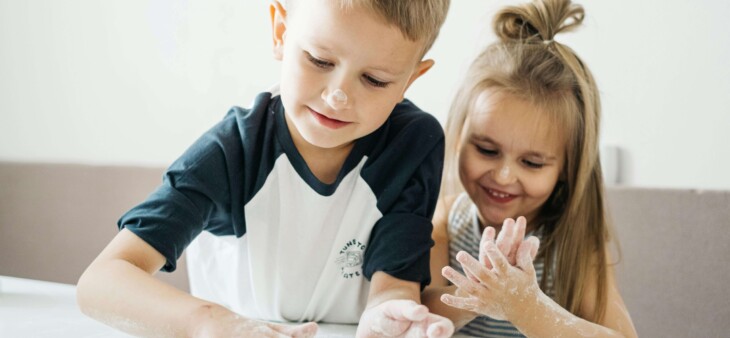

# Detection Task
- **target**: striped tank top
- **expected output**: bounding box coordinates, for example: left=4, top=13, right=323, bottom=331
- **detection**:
left=448, top=193, right=553, bottom=337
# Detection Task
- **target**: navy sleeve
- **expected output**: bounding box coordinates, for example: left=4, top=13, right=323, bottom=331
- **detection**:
left=118, top=112, right=246, bottom=272
left=362, top=110, right=444, bottom=289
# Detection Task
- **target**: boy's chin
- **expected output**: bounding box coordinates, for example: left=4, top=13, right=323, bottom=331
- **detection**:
left=300, top=133, right=356, bottom=150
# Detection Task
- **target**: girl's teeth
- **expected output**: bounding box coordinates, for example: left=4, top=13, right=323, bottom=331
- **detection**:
left=489, top=189, right=510, bottom=198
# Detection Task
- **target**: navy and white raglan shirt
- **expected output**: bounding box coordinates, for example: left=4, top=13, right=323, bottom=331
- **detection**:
left=118, top=91, right=444, bottom=324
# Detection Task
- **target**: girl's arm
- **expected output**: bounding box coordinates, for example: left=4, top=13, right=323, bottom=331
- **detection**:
left=420, top=196, right=480, bottom=328
left=76, top=229, right=317, bottom=338
left=510, top=250, right=638, bottom=338
left=443, top=242, right=638, bottom=338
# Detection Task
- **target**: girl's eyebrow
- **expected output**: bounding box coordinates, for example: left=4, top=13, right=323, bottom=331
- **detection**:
left=471, top=134, right=557, bottom=161
left=524, top=151, right=557, bottom=161
left=470, top=134, right=499, bottom=145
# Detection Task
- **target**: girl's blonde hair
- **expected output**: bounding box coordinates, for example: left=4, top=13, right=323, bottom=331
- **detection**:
left=442, top=0, right=613, bottom=323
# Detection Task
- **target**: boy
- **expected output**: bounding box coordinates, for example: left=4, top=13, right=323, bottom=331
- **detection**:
left=77, top=0, right=453, bottom=337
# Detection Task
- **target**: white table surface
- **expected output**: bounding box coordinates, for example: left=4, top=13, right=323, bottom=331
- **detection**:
left=0, top=275, right=356, bottom=337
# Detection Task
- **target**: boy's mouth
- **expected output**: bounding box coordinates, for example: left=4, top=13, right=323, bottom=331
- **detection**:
left=308, top=107, right=351, bottom=129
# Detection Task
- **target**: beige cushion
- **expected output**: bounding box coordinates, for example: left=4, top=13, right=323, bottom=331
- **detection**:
left=606, top=187, right=730, bottom=337
left=2, top=161, right=729, bottom=336
left=0, top=161, right=188, bottom=291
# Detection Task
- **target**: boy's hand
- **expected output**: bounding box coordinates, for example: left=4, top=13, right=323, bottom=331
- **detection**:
left=190, top=304, right=318, bottom=338
left=357, top=299, right=454, bottom=338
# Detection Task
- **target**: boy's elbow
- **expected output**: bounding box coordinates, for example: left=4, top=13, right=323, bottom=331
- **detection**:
left=76, top=266, right=96, bottom=315
left=76, top=262, right=109, bottom=317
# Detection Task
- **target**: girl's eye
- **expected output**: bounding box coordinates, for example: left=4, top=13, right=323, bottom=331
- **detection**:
left=363, top=74, right=389, bottom=88
left=306, top=53, right=333, bottom=69
left=476, top=145, right=498, bottom=156
left=522, top=159, right=545, bottom=169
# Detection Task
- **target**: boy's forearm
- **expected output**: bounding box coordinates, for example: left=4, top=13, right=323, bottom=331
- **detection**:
left=77, top=258, right=220, bottom=338
left=365, top=274, right=420, bottom=308
left=421, top=285, right=478, bottom=329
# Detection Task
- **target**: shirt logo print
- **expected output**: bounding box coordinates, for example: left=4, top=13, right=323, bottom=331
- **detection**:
left=336, top=239, right=365, bottom=279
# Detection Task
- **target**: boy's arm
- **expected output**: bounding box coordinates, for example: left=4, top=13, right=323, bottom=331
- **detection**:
left=356, top=272, right=453, bottom=338
left=77, top=229, right=317, bottom=337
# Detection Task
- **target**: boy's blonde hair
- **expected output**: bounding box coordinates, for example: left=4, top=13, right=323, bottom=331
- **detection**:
left=286, top=0, right=450, bottom=56
left=442, top=0, right=613, bottom=323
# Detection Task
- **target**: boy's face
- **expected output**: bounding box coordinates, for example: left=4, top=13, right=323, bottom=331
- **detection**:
left=270, top=0, right=433, bottom=150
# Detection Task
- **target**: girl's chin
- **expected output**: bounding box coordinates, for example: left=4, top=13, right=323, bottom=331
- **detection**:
left=478, top=210, right=512, bottom=228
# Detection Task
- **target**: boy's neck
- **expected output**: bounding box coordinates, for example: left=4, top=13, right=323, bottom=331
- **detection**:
left=287, top=117, right=355, bottom=185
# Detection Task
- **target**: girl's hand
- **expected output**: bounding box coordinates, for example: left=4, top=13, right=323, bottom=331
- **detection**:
left=479, top=216, right=528, bottom=269
left=463, top=216, right=528, bottom=283
left=439, top=237, right=540, bottom=321
left=190, top=304, right=318, bottom=338
left=357, top=299, right=454, bottom=338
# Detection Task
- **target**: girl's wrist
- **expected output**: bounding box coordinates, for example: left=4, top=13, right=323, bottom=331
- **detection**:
left=505, top=285, right=544, bottom=328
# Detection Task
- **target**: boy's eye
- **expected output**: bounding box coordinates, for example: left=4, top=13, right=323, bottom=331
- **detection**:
left=363, top=74, right=389, bottom=88
left=476, top=145, right=498, bottom=156
left=306, top=52, right=333, bottom=69
left=522, top=159, right=545, bottom=169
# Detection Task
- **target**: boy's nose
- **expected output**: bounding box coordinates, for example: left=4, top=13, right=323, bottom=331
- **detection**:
left=322, top=88, right=350, bottom=110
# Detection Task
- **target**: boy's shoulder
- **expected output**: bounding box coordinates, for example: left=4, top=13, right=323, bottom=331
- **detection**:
left=387, top=98, right=444, bottom=140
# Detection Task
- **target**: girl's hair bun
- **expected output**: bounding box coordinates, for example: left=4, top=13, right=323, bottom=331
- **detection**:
left=493, top=0, right=584, bottom=43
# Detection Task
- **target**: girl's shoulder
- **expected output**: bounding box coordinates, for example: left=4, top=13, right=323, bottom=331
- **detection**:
left=432, top=193, right=462, bottom=239
left=446, top=192, right=474, bottom=226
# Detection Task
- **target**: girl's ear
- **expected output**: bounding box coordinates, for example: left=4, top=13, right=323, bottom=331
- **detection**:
left=269, top=1, right=287, bottom=60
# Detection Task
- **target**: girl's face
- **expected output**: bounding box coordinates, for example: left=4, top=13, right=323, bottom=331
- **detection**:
left=459, top=91, right=565, bottom=229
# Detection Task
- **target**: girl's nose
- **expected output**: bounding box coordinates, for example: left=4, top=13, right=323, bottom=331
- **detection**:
left=493, top=164, right=516, bottom=185
left=322, top=88, right=349, bottom=110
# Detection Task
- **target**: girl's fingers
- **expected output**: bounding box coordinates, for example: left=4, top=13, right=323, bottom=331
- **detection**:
left=440, top=293, right=480, bottom=312
left=456, top=251, right=496, bottom=286
left=480, top=226, right=496, bottom=269
left=465, top=269, right=479, bottom=284
left=484, top=241, right=510, bottom=274
left=527, top=236, right=539, bottom=260
left=516, top=236, right=540, bottom=274
left=495, top=218, right=515, bottom=256
left=512, top=216, right=527, bottom=260
left=442, top=265, right=484, bottom=297
left=442, top=266, right=471, bottom=288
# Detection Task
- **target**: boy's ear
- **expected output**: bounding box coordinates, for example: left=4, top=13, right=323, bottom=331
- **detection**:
left=401, top=59, right=435, bottom=96
left=269, top=1, right=287, bottom=61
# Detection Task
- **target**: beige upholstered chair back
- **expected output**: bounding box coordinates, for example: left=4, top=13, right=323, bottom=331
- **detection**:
left=1, top=161, right=729, bottom=336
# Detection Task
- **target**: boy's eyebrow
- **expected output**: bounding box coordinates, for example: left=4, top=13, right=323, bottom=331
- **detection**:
left=368, top=65, right=403, bottom=77
left=307, top=42, right=403, bottom=77
left=470, top=134, right=557, bottom=160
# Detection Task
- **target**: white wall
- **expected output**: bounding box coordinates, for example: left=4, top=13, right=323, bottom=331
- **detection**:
left=1, top=0, right=729, bottom=190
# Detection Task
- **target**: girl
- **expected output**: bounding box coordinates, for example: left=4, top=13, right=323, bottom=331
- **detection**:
left=422, top=0, right=638, bottom=336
